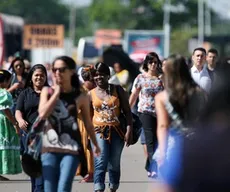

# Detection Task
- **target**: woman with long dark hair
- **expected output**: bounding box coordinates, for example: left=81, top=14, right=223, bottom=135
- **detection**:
left=38, top=56, right=100, bottom=192
left=8, top=57, right=28, bottom=113
left=154, top=54, right=206, bottom=185
left=129, top=52, right=164, bottom=178
left=15, top=64, right=49, bottom=192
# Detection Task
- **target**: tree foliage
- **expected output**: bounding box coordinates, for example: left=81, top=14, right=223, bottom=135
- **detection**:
left=0, top=0, right=69, bottom=26
left=0, top=0, right=222, bottom=51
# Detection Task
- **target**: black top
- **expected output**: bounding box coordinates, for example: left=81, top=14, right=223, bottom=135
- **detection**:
left=207, top=68, right=215, bottom=84
left=16, top=87, right=40, bottom=130
left=11, top=73, right=28, bottom=102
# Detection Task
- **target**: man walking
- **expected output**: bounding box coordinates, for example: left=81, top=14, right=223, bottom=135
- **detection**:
left=206, top=48, right=218, bottom=84
left=191, top=47, right=212, bottom=93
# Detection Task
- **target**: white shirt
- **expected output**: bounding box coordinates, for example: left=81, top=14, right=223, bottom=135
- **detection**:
left=191, top=65, right=212, bottom=93
left=109, top=67, right=120, bottom=85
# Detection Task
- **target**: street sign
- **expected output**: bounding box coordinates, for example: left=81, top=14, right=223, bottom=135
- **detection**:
left=23, top=24, right=64, bottom=49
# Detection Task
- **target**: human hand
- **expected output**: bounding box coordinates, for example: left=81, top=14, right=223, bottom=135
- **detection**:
left=93, top=145, right=101, bottom=157
left=18, top=119, right=28, bottom=130
left=125, top=126, right=133, bottom=147
left=13, top=82, right=21, bottom=89
left=52, top=75, right=61, bottom=95
left=157, top=153, right=166, bottom=168
left=53, top=84, right=61, bottom=96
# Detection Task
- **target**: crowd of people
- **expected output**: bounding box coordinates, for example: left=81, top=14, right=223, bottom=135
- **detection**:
left=0, top=46, right=228, bottom=192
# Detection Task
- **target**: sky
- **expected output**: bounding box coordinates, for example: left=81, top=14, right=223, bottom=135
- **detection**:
left=61, top=0, right=92, bottom=7
left=207, top=0, right=230, bottom=19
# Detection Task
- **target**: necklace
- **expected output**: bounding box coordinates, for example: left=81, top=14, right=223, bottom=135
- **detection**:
left=97, top=84, right=111, bottom=95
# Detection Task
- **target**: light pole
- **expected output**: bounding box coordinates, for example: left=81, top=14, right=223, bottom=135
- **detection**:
left=198, top=0, right=204, bottom=46
left=163, top=0, right=171, bottom=58
left=69, top=5, right=77, bottom=56
left=62, top=0, right=92, bottom=56
left=205, top=0, right=211, bottom=36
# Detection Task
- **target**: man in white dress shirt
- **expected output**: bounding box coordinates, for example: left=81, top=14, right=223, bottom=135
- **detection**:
left=191, top=47, right=212, bottom=93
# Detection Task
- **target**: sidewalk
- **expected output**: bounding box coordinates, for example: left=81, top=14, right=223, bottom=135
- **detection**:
left=1, top=143, right=161, bottom=192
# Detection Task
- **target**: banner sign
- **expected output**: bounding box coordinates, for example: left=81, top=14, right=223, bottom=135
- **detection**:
left=23, top=24, right=64, bottom=49
left=124, top=30, right=165, bottom=62
left=95, top=29, right=122, bottom=49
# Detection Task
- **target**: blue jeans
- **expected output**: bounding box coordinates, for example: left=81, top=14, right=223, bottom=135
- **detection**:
left=41, top=152, right=79, bottom=192
left=31, top=176, right=44, bottom=192
left=20, top=130, right=44, bottom=192
left=93, top=130, right=125, bottom=191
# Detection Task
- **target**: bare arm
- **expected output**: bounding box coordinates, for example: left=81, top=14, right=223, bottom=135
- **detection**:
left=87, top=91, right=94, bottom=118
left=155, top=91, right=169, bottom=164
left=7, top=83, right=20, bottom=93
left=15, top=110, right=23, bottom=121
left=38, top=86, right=60, bottom=119
left=3, top=108, right=20, bottom=134
left=78, top=94, right=98, bottom=148
left=3, top=108, right=18, bottom=125
left=129, top=87, right=140, bottom=109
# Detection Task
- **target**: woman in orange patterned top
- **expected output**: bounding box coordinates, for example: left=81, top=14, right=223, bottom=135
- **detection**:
left=89, top=62, right=133, bottom=192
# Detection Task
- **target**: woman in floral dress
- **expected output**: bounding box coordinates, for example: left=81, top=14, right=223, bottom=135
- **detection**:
left=0, top=69, right=22, bottom=180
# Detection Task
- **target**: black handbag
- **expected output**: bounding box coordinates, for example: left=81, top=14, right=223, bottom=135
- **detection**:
left=118, top=112, right=142, bottom=145
left=116, top=85, right=142, bottom=145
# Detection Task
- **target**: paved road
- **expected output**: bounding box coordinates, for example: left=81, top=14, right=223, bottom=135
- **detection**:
left=0, top=143, right=162, bottom=192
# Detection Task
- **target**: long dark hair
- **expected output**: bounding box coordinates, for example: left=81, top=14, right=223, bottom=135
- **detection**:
left=52, top=56, right=81, bottom=96
left=24, top=64, right=49, bottom=89
left=9, top=57, right=25, bottom=73
left=164, top=54, right=199, bottom=116
left=142, top=52, right=162, bottom=74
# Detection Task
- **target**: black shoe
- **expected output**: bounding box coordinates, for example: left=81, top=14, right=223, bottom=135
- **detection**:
left=0, top=175, right=9, bottom=181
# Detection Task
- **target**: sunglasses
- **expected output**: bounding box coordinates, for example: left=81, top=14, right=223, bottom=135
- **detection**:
left=14, top=64, right=23, bottom=68
left=52, top=67, right=69, bottom=73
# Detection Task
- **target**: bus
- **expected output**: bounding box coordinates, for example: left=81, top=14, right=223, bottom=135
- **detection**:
left=76, top=36, right=99, bottom=65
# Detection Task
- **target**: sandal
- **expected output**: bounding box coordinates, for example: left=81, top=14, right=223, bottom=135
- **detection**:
left=79, top=173, right=93, bottom=183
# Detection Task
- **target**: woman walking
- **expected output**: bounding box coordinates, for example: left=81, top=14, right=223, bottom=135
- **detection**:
left=129, top=52, right=164, bottom=178
left=154, top=54, right=206, bottom=186
left=38, top=56, right=100, bottom=192
left=76, top=65, right=96, bottom=182
left=0, top=69, right=22, bottom=180
left=8, top=57, right=28, bottom=113
left=89, top=62, right=133, bottom=192
left=15, top=64, right=49, bottom=191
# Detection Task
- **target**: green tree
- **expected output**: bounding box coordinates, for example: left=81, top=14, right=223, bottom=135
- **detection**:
left=0, top=0, right=69, bottom=27
left=89, top=0, right=135, bottom=30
